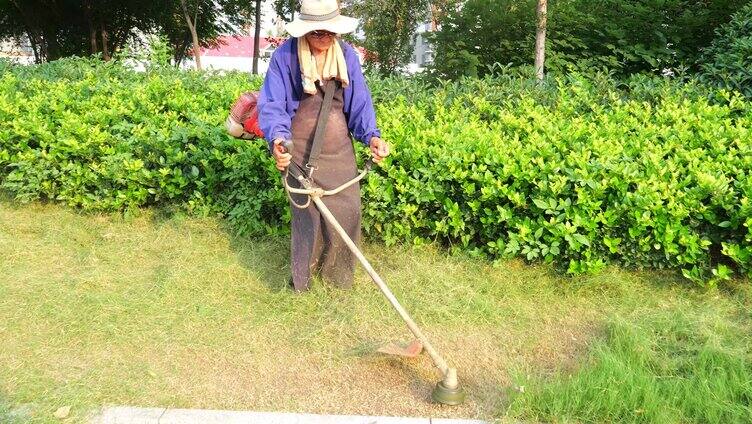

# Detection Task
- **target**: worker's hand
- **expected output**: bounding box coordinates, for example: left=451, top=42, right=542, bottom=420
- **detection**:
left=272, top=138, right=292, bottom=171
left=370, top=137, right=390, bottom=163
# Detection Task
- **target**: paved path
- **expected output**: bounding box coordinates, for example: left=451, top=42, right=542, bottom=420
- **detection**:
left=91, top=406, right=488, bottom=424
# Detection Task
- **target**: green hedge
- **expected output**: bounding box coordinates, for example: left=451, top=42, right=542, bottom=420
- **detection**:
left=0, top=58, right=286, bottom=234
left=1, top=58, right=750, bottom=284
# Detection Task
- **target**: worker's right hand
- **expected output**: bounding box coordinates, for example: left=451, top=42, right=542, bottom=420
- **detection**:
left=272, top=138, right=292, bottom=171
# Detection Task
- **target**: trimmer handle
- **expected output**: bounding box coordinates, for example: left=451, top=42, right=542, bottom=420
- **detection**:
left=280, top=139, right=294, bottom=153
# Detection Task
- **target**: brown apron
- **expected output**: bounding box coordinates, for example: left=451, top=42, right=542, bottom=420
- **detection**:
left=287, top=80, right=360, bottom=291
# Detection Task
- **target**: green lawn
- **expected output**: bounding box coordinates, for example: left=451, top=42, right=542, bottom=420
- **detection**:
left=1, top=199, right=750, bottom=423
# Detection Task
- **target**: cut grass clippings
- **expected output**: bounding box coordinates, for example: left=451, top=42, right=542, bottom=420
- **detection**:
left=0, top=199, right=750, bottom=423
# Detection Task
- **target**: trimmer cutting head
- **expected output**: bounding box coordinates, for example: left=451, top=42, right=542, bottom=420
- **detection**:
left=378, top=342, right=467, bottom=405
left=431, top=368, right=466, bottom=405
left=432, top=380, right=467, bottom=405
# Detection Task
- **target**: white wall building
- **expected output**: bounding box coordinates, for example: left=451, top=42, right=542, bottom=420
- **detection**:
left=407, top=21, right=435, bottom=73
left=0, top=37, right=35, bottom=64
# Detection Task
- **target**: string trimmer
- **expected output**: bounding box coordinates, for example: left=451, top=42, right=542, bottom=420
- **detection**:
left=281, top=140, right=466, bottom=406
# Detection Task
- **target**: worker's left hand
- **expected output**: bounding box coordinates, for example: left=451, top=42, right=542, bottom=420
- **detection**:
left=370, top=137, right=390, bottom=163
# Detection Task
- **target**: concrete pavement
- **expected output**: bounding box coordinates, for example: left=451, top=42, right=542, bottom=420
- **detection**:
left=90, top=406, right=489, bottom=424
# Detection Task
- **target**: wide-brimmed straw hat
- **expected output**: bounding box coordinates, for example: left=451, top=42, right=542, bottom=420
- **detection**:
left=285, top=0, right=359, bottom=37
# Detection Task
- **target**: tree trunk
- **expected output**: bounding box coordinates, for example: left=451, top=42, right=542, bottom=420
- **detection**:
left=101, top=22, right=110, bottom=60
left=26, top=32, right=42, bottom=64
left=535, top=0, right=547, bottom=81
left=428, top=0, right=454, bottom=31
left=180, top=0, right=202, bottom=70
left=84, top=2, right=98, bottom=55
left=429, top=3, right=440, bottom=31
left=44, top=28, right=61, bottom=60
left=90, top=26, right=98, bottom=55
left=253, top=0, right=262, bottom=74
left=11, top=0, right=46, bottom=62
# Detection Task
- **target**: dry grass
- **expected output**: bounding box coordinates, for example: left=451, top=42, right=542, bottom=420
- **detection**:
left=1, top=200, right=745, bottom=423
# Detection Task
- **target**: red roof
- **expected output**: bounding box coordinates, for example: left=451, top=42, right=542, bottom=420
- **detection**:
left=197, top=35, right=367, bottom=60
left=200, top=36, right=278, bottom=58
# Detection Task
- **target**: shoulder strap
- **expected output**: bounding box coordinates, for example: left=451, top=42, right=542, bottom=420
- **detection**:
left=305, top=79, right=336, bottom=172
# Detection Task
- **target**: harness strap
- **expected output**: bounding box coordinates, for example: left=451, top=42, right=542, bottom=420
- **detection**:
left=304, top=79, right=336, bottom=173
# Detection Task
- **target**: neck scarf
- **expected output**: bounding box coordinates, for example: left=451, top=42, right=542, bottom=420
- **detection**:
left=297, top=36, right=349, bottom=95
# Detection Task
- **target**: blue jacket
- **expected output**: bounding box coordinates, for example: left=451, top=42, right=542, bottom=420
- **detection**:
left=257, top=38, right=381, bottom=151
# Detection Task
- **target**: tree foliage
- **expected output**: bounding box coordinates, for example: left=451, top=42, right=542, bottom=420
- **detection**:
left=429, top=0, right=536, bottom=79
left=555, top=0, right=746, bottom=74
left=428, top=0, right=747, bottom=79
left=342, top=0, right=431, bottom=75
left=0, top=0, right=253, bottom=63
left=272, top=0, right=298, bottom=23
left=0, top=0, right=159, bottom=62
left=700, top=2, right=752, bottom=97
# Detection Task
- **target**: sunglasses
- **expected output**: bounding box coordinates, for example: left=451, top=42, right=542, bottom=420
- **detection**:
left=308, top=30, right=335, bottom=38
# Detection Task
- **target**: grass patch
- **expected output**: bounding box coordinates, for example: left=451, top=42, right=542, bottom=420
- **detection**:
left=0, top=199, right=750, bottom=423
left=0, top=394, right=32, bottom=424
left=508, top=286, right=752, bottom=423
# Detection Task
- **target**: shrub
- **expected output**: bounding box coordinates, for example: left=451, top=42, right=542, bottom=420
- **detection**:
left=1, top=58, right=750, bottom=284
